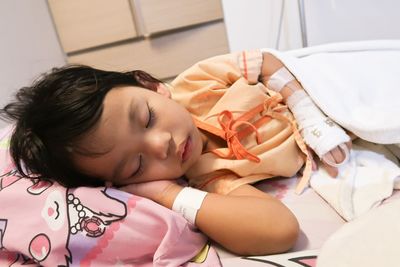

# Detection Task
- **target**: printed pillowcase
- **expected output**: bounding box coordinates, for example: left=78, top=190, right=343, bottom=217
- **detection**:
left=0, top=125, right=220, bottom=267
left=221, top=249, right=318, bottom=267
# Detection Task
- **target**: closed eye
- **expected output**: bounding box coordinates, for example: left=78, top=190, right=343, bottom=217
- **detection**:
left=128, top=104, right=155, bottom=180
left=130, top=154, right=144, bottom=178
left=146, top=104, right=156, bottom=128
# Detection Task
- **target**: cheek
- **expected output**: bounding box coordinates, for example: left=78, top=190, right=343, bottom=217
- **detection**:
left=166, top=100, right=191, bottom=120
left=187, top=142, right=203, bottom=170
left=146, top=160, right=183, bottom=181
left=72, top=155, right=110, bottom=181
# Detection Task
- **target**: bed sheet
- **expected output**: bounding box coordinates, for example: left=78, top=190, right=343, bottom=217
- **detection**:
left=218, top=176, right=400, bottom=266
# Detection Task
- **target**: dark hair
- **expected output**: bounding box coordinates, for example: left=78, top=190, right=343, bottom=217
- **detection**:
left=0, top=65, right=161, bottom=187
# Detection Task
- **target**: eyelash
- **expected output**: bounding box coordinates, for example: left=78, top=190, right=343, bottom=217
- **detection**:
left=132, top=154, right=144, bottom=178
left=146, top=105, right=156, bottom=128
left=132, top=104, right=156, bottom=178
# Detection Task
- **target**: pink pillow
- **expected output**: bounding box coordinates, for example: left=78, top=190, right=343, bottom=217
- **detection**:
left=0, top=125, right=220, bottom=266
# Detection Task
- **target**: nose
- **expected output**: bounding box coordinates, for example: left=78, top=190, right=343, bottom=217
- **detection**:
left=146, top=130, right=172, bottom=160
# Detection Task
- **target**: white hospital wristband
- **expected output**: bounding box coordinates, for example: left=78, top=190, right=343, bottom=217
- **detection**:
left=172, top=187, right=208, bottom=225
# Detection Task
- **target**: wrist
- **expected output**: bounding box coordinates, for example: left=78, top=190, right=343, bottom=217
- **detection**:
left=261, top=52, right=281, bottom=78
left=260, top=53, right=303, bottom=100
left=288, top=91, right=350, bottom=158
left=156, top=183, right=183, bottom=209
left=171, top=187, right=208, bottom=225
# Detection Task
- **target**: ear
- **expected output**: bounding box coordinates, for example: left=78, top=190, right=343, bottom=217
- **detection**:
left=133, top=71, right=159, bottom=91
left=156, top=83, right=171, bottom=98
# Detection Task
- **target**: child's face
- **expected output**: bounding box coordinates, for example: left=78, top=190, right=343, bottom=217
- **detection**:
left=72, top=84, right=204, bottom=186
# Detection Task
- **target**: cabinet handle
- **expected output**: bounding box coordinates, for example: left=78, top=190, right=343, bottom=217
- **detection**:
left=130, top=0, right=149, bottom=38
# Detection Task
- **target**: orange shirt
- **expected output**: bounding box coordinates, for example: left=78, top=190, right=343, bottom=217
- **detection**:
left=171, top=50, right=309, bottom=194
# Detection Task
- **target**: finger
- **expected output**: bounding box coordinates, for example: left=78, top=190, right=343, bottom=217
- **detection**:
left=311, top=158, right=318, bottom=171
left=345, top=141, right=352, bottom=150
left=105, top=181, right=113, bottom=188
left=330, top=147, right=345, bottom=164
left=322, top=152, right=338, bottom=178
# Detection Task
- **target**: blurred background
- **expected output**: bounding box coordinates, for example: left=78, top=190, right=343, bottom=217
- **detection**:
left=1, top=0, right=400, bottom=127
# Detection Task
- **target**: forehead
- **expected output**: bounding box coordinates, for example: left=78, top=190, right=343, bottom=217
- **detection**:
left=69, top=90, right=127, bottom=152
left=77, top=87, right=139, bottom=148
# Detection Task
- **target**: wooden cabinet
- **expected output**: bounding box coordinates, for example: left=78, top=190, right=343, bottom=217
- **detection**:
left=48, top=0, right=229, bottom=79
left=48, top=0, right=138, bottom=53
left=137, top=0, right=224, bottom=34
left=69, top=22, right=227, bottom=78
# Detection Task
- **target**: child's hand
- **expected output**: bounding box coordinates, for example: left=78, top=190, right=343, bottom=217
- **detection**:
left=308, top=141, right=352, bottom=177
left=321, top=141, right=352, bottom=177
left=119, top=180, right=182, bottom=208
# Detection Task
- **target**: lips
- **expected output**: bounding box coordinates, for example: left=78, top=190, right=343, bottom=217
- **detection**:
left=179, top=136, right=193, bottom=163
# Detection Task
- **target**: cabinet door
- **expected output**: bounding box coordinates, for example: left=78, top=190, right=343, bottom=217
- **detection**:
left=68, top=22, right=228, bottom=79
left=48, top=0, right=137, bottom=53
left=135, top=0, right=224, bottom=34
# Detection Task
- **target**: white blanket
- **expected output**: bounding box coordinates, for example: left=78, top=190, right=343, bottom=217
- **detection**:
left=310, top=139, right=400, bottom=221
left=264, top=40, right=400, bottom=144
left=262, top=40, right=400, bottom=220
left=317, top=198, right=400, bottom=267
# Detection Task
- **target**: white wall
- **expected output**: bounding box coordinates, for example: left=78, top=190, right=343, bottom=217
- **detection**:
left=221, top=0, right=303, bottom=52
left=304, top=0, right=400, bottom=46
left=222, top=0, right=400, bottom=52
left=0, top=0, right=65, bottom=127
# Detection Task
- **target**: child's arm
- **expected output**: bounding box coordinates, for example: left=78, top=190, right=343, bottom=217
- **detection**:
left=121, top=180, right=299, bottom=256
left=260, top=52, right=351, bottom=177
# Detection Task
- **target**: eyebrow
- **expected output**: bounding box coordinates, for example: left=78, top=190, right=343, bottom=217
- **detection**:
left=111, top=98, right=138, bottom=180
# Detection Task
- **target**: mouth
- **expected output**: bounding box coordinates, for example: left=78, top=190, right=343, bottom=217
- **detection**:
left=179, top=135, right=193, bottom=163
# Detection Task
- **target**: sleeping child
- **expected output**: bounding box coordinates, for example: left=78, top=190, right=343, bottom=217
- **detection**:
left=0, top=50, right=352, bottom=256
